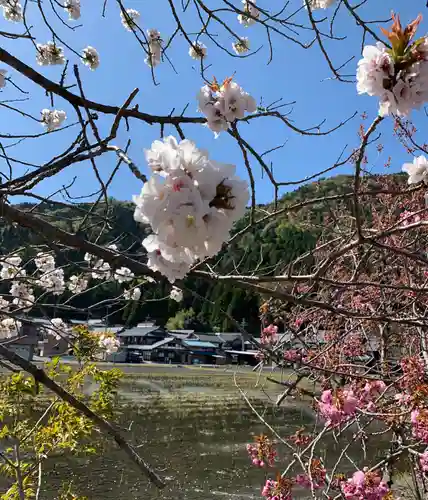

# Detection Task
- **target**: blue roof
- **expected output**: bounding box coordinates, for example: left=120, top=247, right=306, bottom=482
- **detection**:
left=183, top=340, right=216, bottom=348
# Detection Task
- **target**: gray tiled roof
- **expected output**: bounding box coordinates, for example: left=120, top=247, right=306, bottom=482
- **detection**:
left=117, top=326, right=164, bottom=337
left=169, top=329, right=195, bottom=334
left=195, top=334, right=223, bottom=344
left=124, top=337, right=176, bottom=350
left=216, top=333, right=241, bottom=342
left=90, top=326, right=124, bottom=334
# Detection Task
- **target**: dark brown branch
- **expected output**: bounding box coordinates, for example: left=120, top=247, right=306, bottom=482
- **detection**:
left=0, top=47, right=204, bottom=126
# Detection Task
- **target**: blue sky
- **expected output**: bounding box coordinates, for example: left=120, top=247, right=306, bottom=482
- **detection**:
left=1, top=0, right=426, bottom=205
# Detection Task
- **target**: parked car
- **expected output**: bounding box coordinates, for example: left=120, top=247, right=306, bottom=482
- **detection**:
left=127, top=350, right=144, bottom=363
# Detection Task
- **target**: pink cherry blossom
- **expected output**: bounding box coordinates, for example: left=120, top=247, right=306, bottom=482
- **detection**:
left=420, top=451, right=428, bottom=472
left=341, top=469, right=390, bottom=500
left=412, top=409, right=428, bottom=443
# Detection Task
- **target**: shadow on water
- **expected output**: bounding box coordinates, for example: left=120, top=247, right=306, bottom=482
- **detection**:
left=31, top=376, right=395, bottom=499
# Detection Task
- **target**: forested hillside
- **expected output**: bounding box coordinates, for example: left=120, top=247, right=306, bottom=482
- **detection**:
left=1, top=174, right=405, bottom=332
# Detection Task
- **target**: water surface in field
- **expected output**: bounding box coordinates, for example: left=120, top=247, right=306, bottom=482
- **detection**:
left=6, top=366, right=398, bottom=499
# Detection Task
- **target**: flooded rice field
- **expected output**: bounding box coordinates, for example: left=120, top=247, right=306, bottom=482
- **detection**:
left=26, top=367, right=398, bottom=499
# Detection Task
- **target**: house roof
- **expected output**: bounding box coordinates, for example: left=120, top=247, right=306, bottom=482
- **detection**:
left=125, top=337, right=176, bottom=351
left=90, top=326, right=123, bottom=334
left=225, top=349, right=258, bottom=356
left=15, top=316, right=52, bottom=325
left=117, top=326, right=163, bottom=337
left=169, top=329, right=195, bottom=334
left=170, top=333, right=192, bottom=340
left=183, top=340, right=217, bottom=349
left=1, top=336, right=39, bottom=346
left=195, top=334, right=223, bottom=344
left=216, top=333, right=241, bottom=342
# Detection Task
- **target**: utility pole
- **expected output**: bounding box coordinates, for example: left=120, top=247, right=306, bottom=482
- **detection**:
left=240, top=318, right=247, bottom=351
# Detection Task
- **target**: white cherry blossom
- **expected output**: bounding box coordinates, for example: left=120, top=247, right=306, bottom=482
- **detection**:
left=145, top=29, right=162, bottom=68
left=82, top=46, right=100, bottom=70
left=113, top=267, right=134, bottom=283
left=10, top=282, right=34, bottom=311
left=0, top=318, right=21, bottom=339
left=189, top=41, right=207, bottom=60
left=305, top=0, right=336, bottom=9
left=35, top=252, right=56, bottom=273
left=219, top=81, right=257, bottom=122
left=0, top=297, right=10, bottom=312
left=99, top=334, right=120, bottom=354
left=2, top=0, right=23, bottom=22
left=0, top=256, right=23, bottom=279
left=197, top=79, right=256, bottom=136
left=37, top=268, right=65, bottom=295
left=64, top=0, right=80, bottom=20
left=124, top=287, right=141, bottom=301
left=357, top=40, right=428, bottom=117
left=68, top=275, right=89, bottom=294
left=120, top=8, right=140, bottom=31
left=41, top=109, right=67, bottom=131
left=169, top=286, right=183, bottom=302
left=402, top=155, right=428, bottom=185
left=133, top=137, right=249, bottom=282
left=237, top=0, right=259, bottom=27
left=91, top=260, right=111, bottom=280
left=36, top=42, right=66, bottom=66
left=143, top=234, right=193, bottom=283
left=47, top=318, right=70, bottom=340
left=232, top=37, right=250, bottom=55
left=357, top=43, right=394, bottom=98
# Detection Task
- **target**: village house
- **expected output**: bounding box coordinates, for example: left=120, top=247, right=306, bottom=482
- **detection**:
left=0, top=317, right=49, bottom=361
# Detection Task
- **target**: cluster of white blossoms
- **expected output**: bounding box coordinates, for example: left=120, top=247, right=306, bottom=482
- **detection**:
left=0, top=297, right=9, bottom=312
left=63, top=0, right=80, bottom=20
left=82, top=46, right=100, bottom=70
left=1, top=0, right=23, bottom=22
left=34, top=253, right=66, bottom=295
left=120, top=8, right=140, bottom=31
left=0, top=256, right=32, bottom=312
left=232, top=37, right=250, bottom=55
left=114, top=267, right=134, bottom=283
left=67, top=275, right=89, bottom=294
left=0, top=69, right=6, bottom=89
left=402, top=155, right=428, bottom=185
left=99, top=333, right=120, bottom=355
left=357, top=14, right=428, bottom=117
left=10, top=282, right=34, bottom=311
left=35, top=252, right=55, bottom=273
left=197, top=78, right=257, bottom=136
left=36, top=42, right=66, bottom=66
left=237, top=0, right=259, bottom=27
left=119, top=9, right=162, bottom=69
left=305, top=0, right=336, bottom=10
left=0, top=318, right=21, bottom=340
left=0, top=248, right=136, bottom=346
left=145, top=29, right=162, bottom=68
left=84, top=245, right=134, bottom=285
left=123, top=287, right=141, bottom=301
left=41, top=109, right=67, bottom=132
left=189, top=41, right=207, bottom=60
left=133, top=136, right=249, bottom=282
left=1, top=256, right=25, bottom=279
left=45, top=317, right=71, bottom=340
left=169, top=286, right=183, bottom=302
left=37, top=268, right=66, bottom=295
